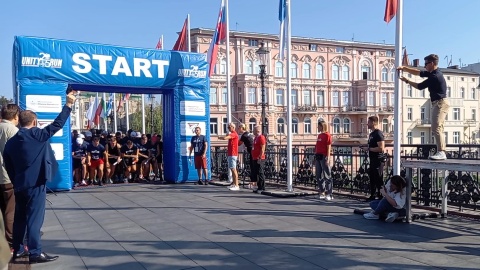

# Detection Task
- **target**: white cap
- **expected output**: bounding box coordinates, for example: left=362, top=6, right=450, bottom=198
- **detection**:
left=77, top=134, right=85, bottom=139
left=130, top=131, right=137, bottom=137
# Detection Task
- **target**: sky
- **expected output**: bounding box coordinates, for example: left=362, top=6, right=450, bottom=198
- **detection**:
left=1, top=0, right=479, bottom=99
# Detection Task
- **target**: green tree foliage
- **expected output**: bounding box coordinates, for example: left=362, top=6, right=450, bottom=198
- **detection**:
left=129, top=105, right=163, bottom=135
left=0, top=96, right=14, bottom=108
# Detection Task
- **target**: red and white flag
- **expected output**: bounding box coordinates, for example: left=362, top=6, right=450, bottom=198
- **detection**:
left=384, top=0, right=398, bottom=23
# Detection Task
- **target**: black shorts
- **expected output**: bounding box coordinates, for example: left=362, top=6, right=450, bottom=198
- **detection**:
left=108, top=158, right=117, bottom=165
left=156, top=155, right=163, bottom=164
left=73, top=159, right=84, bottom=170
left=124, top=158, right=136, bottom=166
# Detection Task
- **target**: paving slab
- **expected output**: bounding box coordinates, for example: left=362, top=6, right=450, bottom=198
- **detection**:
left=22, top=183, right=480, bottom=270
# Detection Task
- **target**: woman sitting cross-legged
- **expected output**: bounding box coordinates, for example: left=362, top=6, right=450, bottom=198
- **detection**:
left=363, top=175, right=407, bottom=223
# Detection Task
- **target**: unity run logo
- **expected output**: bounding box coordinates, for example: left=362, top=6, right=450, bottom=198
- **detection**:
left=178, top=65, right=207, bottom=78
left=21, top=52, right=63, bottom=68
left=188, top=122, right=200, bottom=134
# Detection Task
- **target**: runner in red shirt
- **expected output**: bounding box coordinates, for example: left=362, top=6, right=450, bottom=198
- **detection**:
left=251, top=126, right=266, bottom=193
left=219, top=123, right=240, bottom=191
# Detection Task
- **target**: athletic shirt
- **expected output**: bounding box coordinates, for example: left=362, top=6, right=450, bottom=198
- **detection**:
left=315, top=132, right=332, bottom=156
left=87, top=144, right=105, bottom=160
left=138, top=142, right=151, bottom=157
left=72, top=142, right=88, bottom=157
left=105, top=143, right=121, bottom=158
left=190, top=135, right=207, bottom=156
left=368, top=129, right=385, bottom=164
left=227, top=131, right=239, bottom=156
left=252, top=134, right=266, bottom=160
left=149, top=142, right=158, bottom=156
left=121, top=145, right=138, bottom=159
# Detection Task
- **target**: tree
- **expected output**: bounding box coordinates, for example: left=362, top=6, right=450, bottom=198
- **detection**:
left=129, top=105, right=163, bottom=135
left=0, top=96, right=14, bottom=108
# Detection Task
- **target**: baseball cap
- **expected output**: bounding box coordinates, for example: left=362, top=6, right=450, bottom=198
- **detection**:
left=77, top=134, right=85, bottom=139
left=130, top=131, right=137, bottom=137
left=84, top=131, right=92, bottom=137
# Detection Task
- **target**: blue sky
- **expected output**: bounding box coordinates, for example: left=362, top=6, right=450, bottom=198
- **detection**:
left=1, top=0, right=479, bottom=98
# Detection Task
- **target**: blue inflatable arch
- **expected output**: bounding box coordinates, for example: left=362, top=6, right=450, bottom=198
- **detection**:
left=12, top=36, right=210, bottom=190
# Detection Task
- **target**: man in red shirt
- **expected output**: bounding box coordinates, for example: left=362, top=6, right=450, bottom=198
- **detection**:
left=251, top=126, right=266, bottom=193
left=219, top=123, right=239, bottom=191
left=315, top=120, right=333, bottom=200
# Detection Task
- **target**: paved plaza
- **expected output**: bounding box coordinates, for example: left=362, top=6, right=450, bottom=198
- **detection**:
left=20, top=183, right=480, bottom=270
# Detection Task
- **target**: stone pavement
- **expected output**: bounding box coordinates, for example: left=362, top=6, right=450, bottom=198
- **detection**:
left=22, top=183, right=480, bottom=270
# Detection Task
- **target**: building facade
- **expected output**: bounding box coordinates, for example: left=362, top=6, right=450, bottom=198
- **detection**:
left=191, top=28, right=398, bottom=146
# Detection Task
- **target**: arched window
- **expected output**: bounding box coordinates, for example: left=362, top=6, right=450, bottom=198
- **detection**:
left=343, top=118, right=350, bottom=133
left=361, top=61, right=371, bottom=80
left=302, top=63, right=311, bottom=79
left=292, top=118, right=299, bottom=134
left=316, top=64, right=324, bottom=79
left=304, top=118, right=311, bottom=134
left=245, top=60, right=253, bottom=74
left=220, top=59, right=227, bottom=74
left=389, top=69, right=395, bottom=82
left=332, top=64, right=339, bottom=80
left=290, top=62, right=298, bottom=78
left=275, top=62, right=284, bottom=77
left=277, top=118, right=285, bottom=133
left=254, top=60, right=261, bottom=74
left=333, top=118, right=340, bottom=133
left=382, top=119, right=389, bottom=133
left=341, top=65, right=349, bottom=80
left=249, top=117, right=257, bottom=132
left=381, top=67, right=388, bottom=82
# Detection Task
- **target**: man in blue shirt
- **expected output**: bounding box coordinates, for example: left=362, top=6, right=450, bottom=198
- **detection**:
left=189, top=127, right=209, bottom=185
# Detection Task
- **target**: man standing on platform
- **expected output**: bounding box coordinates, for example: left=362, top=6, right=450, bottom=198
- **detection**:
left=189, top=127, right=209, bottom=185
left=251, top=126, right=266, bottom=193
left=3, top=93, right=76, bottom=264
left=219, top=123, right=239, bottom=191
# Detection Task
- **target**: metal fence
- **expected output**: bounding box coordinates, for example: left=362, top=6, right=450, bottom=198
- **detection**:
left=210, top=143, right=480, bottom=212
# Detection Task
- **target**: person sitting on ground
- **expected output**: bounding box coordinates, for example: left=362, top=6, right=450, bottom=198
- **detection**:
left=363, top=175, right=407, bottom=223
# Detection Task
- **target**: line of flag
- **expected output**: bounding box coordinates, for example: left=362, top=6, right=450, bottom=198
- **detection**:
left=207, top=0, right=227, bottom=76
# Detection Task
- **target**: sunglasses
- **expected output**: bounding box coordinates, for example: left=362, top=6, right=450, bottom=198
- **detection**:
left=424, top=62, right=432, bottom=67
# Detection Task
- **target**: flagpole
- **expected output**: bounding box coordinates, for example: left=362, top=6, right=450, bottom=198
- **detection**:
left=126, top=98, right=130, bottom=131
left=161, top=35, right=164, bottom=50
left=393, top=0, right=403, bottom=176
left=102, top=92, right=108, bottom=131
left=225, top=0, right=231, bottom=125
left=187, top=14, right=191, bottom=52
left=141, top=94, right=146, bottom=134
left=285, top=0, right=293, bottom=193
left=113, top=93, right=117, bottom=132
left=95, top=92, right=99, bottom=129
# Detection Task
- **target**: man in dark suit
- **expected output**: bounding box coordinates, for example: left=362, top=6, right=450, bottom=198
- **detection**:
left=3, top=93, right=75, bottom=264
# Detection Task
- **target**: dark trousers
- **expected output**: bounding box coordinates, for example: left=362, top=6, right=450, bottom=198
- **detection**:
left=251, top=159, right=265, bottom=190
left=13, top=185, right=46, bottom=257
left=368, top=163, right=384, bottom=197
left=370, top=199, right=406, bottom=216
left=0, top=183, right=15, bottom=247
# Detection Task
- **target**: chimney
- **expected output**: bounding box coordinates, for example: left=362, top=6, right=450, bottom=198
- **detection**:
left=413, top=59, right=419, bottom=67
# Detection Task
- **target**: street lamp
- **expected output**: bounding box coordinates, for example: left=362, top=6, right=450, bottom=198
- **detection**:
left=256, top=42, right=270, bottom=138
left=147, top=94, right=155, bottom=134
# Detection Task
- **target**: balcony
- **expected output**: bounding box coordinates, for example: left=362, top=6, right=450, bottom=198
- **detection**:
left=416, top=119, right=431, bottom=127
left=293, top=105, right=318, bottom=113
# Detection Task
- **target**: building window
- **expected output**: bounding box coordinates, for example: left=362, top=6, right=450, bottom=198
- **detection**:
left=291, top=89, right=298, bottom=107
left=238, top=88, right=243, bottom=104
left=332, top=91, right=339, bottom=107
left=361, top=66, right=370, bottom=80
left=335, top=47, right=344, bottom=53
left=316, top=91, right=324, bottom=106
left=303, top=90, right=311, bottom=106
left=316, top=64, right=324, bottom=79
left=421, top=107, right=425, bottom=120
left=389, top=69, right=395, bottom=82
left=471, top=88, right=477, bottom=100
left=386, top=51, right=393, bottom=57
left=276, top=89, right=284, bottom=105
left=248, top=39, right=258, bottom=47
left=304, top=118, right=311, bottom=134
left=254, top=60, right=261, bottom=74
left=332, top=65, right=339, bottom=80
left=309, top=44, right=317, bottom=51
left=419, top=88, right=425, bottom=98
left=407, top=131, right=412, bottom=144
left=333, top=118, right=340, bottom=133
left=381, top=67, right=388, bottom=82
left=277, top=118, right=285, bottom=133
left=220, top=88, right=227, bottom=104
left=342, top=91, right=350, bottom=106
left=460, top=87, right=465, bottom=98
left=420, top=131, right=426, bottom=144
left=453, top=131, right=460, bottom=144
left=84, top=102, right=90, bottom=111
left=453, top=108, right=460, bottom=120
left=220, top=60, right=227, bottom=74
left=292, top=118, right=298, bottom=134
left=447, top=86, right=451, bottom=98
left=343, top=118, right=350, bottom=133
left=406, top=85, right=412, bottom=97
left=245, top=60, right=253, bottom=74
left=302, top=63, right=311, bottom=79
left=381, top=93, right=387, bottom=107
left=209, top=88, right=217, bottom=104
left=407, top=107, right=412, bottom=120
left=382, top=119, right=389, bottom=133
left=368, top=91, right=375, bottom=106
left=444, top=132, right=448, bottom=144
left=223, top=117, right=228, bottom=134
left=290, top=62, right=298, bottom=78
left=472, top=109, right=476, bottom=121
left=341, top=66, right=349, bottom=80
left=461, top=77, right=465, bottom=81
left=390, top=94, right=395, bottom=107
left=249, top=117, right=256, bottom=132
left=247, top=88, right=256, bottom=104
left=275, top=62, right=284, bottom=77
left=210, top=118, right=218, bottom=135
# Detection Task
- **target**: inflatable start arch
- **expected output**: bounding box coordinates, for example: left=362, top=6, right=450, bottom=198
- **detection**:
left=12, top=36, right=210, bottom=190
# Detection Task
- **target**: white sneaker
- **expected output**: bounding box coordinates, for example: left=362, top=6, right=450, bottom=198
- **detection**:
left=319, top=194, right=326, bottom=199
left=228, top=185, right=240, bottom=191
left=363, top=211, right=379, bottom=220
left=80, top=180, right=87, bottom=186
left=74, top=183, right=80, bottom=187
left=429, top=151, right=447, bottom=160
left=385, top=212, right=399, bottom=223
left=326, top=194, right=333, bottom=201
